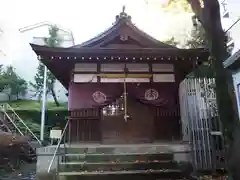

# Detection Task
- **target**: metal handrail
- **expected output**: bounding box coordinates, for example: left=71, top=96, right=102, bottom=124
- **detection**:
left=47, top=119, right=69, bottom=173
left=0, top=114, right=12, bottom=133
left=5, top=103, right=42, bottom=145
left=0, top=106, right=24, bottom=136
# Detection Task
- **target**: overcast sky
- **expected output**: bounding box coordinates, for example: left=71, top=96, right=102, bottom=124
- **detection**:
left=0, top=0, right=194, bottom=44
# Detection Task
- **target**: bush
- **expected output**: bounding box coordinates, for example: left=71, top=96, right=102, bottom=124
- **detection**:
left=6, top=109, right=68, bottom=140
left=11, top=109, right=68, bottom=127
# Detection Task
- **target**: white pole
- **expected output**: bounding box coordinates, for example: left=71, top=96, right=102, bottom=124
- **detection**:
left=40, top=65, right=47, bottom=141
left=123, top=67, right=129, bottom=122
left=123, top=73, right=127, bottom=122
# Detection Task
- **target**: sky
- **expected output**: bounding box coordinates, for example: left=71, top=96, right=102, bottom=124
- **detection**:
left=0, top=0, right=238, bottom=52
left=0, top=0, right=194, bottom=44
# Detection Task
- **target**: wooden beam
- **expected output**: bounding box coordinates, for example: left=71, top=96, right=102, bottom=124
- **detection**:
left=97, top=74, right=153, bottom=78
left=73, top=71, right=174, bottom=74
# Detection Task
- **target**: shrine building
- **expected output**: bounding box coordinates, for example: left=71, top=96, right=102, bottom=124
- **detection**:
left=31, top=9, right=209, bottom=144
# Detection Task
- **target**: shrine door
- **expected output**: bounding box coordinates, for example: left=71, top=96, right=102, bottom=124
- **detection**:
left=101, top=97, right=155, bottom=144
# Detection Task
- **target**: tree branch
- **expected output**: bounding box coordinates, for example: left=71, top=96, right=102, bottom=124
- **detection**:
left=187, top=0, right=203, bottom=22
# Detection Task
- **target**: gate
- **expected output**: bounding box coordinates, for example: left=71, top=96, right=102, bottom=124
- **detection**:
left=179, top=78, right=225, bottom=170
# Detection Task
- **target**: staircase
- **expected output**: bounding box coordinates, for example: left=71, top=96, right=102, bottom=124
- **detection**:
left=55, top=147, right=195, bottom=180
left=46, top=121, right=195, bottom=179
left=0, top=103, right=42, bottom=160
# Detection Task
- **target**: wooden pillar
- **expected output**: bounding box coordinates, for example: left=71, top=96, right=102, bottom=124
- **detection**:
left=173, top=61, right=182, bottom=140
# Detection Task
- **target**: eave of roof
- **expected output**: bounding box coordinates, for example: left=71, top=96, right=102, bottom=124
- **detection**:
left=31, top=43, right=208, bottom=56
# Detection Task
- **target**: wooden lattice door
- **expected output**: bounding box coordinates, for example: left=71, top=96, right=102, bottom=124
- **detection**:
left=101, top=97, right=154, bottom=144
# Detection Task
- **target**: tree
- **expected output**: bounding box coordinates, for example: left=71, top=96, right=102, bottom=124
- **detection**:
left=31, top=25, right=62, bottom=106
left=185, top=1, right=240, bottom=179
left=30, top=63, right=47, bottom=101
left=1, top=66, right=27, bottom=100
left=0, top=65, right=9, bottom=92
left=156, top=0, right=192, bottom=13
left=186, top=23, right=207, bottom=48
left=163, top=37, right=179, bottom=46
left=186, top=19, right=234, bottom=54
left=158, top=0, right=240, bottom=178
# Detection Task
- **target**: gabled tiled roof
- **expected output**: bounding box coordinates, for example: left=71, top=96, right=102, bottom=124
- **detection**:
left=71, top=9, right=176, bottom=49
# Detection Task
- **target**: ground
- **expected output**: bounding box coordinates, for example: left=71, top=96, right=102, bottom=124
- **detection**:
left=0, top=162, right=36, bottom=180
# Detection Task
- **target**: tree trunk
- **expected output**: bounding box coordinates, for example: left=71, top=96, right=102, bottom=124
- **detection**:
left=37, top=94, right=41, bottom=102
left=16, top=92, right=19, bottom=100
left=51, top=88, right=60, bottom=107
left=208, top=22, right=238, bottom=140
left=205, top=11, right=240, bottom=180
left=186, top=1, right=240, bottom=178
left=7, top=93, right=11, bottom=101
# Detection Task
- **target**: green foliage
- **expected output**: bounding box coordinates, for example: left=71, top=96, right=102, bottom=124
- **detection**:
left=0, top=65, right=10, bottom=91
left=163, top=37, right=179, bottom=46
left=186, top=23, right=208, bottom=48
left=0, top=66, right=27, bottom=100
left=8, top=100, right=67, bottom=111
left=186, top=21, right=234, bottom=54
left=146, top=0, right=192, bottom=13
left=30, top=63, right=48, bottom=100
left=5, top=100, right=68, bottom=139
left=165, top=0, right=192, bottom=12
left=31, top=25, right=62, bottom=106
left=44, top=25, right=62, bottom=47
left=13, top=117, right=42, bottom=138
left=13, top=109, right=68, bottom=130
left=162, top=21, right=212, bottom=78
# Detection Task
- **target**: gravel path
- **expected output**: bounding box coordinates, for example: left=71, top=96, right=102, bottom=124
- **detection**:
left=0, top=163, right=36, bottom=180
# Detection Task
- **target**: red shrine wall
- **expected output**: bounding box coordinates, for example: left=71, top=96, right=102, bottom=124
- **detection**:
left=68, top=82, right=177, bottom=110
left=68, top=83, right=123, bottom=110
left=68, top=83, right=92, bottom=110
left=68, top=82, right=181, bottom=143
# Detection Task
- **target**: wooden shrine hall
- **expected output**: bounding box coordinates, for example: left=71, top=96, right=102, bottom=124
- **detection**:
left=31, top=9, right=209, bottom=144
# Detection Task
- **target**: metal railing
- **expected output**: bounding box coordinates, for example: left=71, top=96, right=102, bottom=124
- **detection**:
left=47, top=119, right=69, bottom=173
left=179, top=78, right=226, bottom=170
left=0, top=118, right=12, bottom=133
left=0, top=107, right=24, bottom=135
left=0, top=103, right=42, bottom=145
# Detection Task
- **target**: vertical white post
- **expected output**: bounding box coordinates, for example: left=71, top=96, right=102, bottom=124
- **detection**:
left=40, top=65, right=47, bottom=141
left=123, top=66, right=129, bottom=122
left=123, top=73, right=127, bottom=122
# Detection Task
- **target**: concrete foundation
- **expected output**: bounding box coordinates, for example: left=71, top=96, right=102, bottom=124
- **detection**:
left=36, top=141, right=192, bottom=180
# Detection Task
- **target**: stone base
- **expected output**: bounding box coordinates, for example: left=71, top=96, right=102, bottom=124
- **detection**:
left=64, top=141, right=191, bottom=162
left=36, top=141, right=192, bottom=180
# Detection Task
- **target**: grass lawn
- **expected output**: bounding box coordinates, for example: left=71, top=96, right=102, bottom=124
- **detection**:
left=6, top=100, right=67, bottom=111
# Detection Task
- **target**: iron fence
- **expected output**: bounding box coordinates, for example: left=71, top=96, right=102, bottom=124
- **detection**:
left=179, top=78, right=225, bottom=170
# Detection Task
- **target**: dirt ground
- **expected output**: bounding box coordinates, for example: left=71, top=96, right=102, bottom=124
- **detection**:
left=0, top=162, right=36, bottom=180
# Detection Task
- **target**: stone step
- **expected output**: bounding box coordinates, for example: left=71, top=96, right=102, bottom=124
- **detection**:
left=58, top=169, right=185, bottom=179
left=65, top=145, right=173, bottom=155
left=64, top=153, right=173, bottom=163
left=59, top=160, right=179, bottom=172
